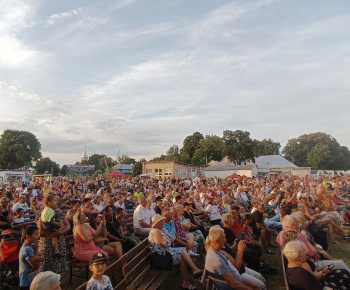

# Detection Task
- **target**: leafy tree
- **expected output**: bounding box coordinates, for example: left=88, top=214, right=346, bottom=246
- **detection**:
left=164, top=144, right=191, bottom=163
left=222, top=130, right=254, bottom=164
left=150, top=155, right=167, bottom=161
left=282, top=132, right=350, bottom=170
left=132, top=162, right=142, bottom=176
left=181, top=132, right=204, bottom=159
left=191, top=135, right=223, bottom=165
left=60, top=165, right=68, bottom=176
left=253, top=138, right=281, bottom=157
left=0, top=129, right=42, bottom=169
left=34, top=157, right=60, bottom=176
left=82, top=154, right=115, bottom=172
left=117, top=154, right=136, bottom=164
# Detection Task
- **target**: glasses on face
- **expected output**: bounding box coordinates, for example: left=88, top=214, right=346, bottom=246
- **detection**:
left=92, top=262, right=106, bottom=268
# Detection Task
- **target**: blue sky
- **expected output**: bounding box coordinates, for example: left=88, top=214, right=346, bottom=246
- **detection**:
left=1, top=0, right=350, bottom=166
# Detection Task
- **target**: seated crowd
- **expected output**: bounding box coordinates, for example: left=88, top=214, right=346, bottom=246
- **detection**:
left=0, top=173, right=350, bottom=289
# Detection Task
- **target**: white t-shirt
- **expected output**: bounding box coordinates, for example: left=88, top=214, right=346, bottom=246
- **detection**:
left=205, top=204, right=221, bottom=221
left=133, top=205, right=151, bottom=229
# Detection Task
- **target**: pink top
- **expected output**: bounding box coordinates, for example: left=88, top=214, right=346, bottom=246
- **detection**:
left=73, top=224, right=108, bottom=262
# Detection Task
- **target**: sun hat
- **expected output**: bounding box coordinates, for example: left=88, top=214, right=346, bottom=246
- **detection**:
left=151, top=214, right=166, bottom=228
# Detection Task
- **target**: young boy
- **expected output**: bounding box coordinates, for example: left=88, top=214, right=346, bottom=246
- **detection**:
left=86, top=252, right=112, bottom=290
left=12, top=207, right=25, bottom=225
left=19, top=225, right=45, bottom=290
left=40, top=194, right=64, bottom=257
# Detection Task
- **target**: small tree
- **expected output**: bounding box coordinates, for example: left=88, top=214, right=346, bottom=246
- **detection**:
left=132, top=162, right=142, bottom=176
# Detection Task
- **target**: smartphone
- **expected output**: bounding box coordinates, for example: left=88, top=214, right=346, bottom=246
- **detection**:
left=102, top=211, right=106, bottom=219
left=328, top=264, right=335, bottom=270
left=236, top=232, right=245, bottom=241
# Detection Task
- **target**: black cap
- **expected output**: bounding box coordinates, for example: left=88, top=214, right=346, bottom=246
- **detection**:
left=89, top=252, right=108, bottom=265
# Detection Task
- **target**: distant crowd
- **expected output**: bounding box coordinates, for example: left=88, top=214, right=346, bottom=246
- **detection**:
left=1, top=173, right=350, bottom=289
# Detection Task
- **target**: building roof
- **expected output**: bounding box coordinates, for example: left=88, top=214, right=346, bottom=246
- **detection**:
left=255, top=155, right=297, bottom=171
left=204, top=164, right=256, bottom=171
left=115, top=164, right=133, bottom=170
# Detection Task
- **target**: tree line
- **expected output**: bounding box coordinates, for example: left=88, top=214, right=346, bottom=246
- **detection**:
left=0, top=129, right=349, bottom=176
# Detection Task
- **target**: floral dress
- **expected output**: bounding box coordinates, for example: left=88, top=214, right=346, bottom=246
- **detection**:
left=148, top=228, right=185, bottom=265
left=39, top=210, right=69, bottom=273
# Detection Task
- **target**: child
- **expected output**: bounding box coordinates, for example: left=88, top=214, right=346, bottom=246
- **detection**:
left=19, top=225, right=45, bottom=290
left=40, top=194, right=64, bottom=257
left=86, top=252, right=112, bottom=290
left=12, top=208, right=25, bottom=225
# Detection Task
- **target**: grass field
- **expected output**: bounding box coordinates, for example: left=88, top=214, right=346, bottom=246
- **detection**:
left=58, top=226, right=350, bottom=289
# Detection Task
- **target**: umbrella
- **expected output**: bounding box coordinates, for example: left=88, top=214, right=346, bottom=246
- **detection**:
left=227, top=173, right=239, bottom=178
left=105, top=171, right=125, bottom=177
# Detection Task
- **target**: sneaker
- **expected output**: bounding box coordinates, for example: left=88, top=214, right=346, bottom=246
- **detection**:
left=188, top=250, right=200, bottom=257
left=344, top=234, right=350, bottom=239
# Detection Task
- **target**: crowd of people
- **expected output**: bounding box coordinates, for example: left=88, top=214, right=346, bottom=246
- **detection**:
left=1, top=173, right=350, bottom=289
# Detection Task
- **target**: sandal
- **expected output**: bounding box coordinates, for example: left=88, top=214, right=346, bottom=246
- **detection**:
left=263, top=250, right=274, bottom=254
left=182, top=285, right=197, bottom=289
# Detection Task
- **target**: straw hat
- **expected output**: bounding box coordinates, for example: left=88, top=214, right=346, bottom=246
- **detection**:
left=151, top=214, right=166, bottom=228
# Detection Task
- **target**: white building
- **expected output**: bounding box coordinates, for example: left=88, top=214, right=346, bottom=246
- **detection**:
left=204, top=163, right=257, bottom=178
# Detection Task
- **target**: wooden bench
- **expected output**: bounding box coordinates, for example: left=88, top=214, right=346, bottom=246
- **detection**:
left=66, top=242, right=90, bottom=283
left=76, top=238, right=172, bottom=290
left=115, top=239, right=171, bottom=290
left=281, top=250, right=291, bottom=290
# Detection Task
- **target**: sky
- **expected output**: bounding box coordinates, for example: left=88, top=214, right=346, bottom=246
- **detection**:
left=1, top=0, right=350, bottom=167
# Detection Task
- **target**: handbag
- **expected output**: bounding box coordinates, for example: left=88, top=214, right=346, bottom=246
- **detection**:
left=150, top=251, right=173, bottom=270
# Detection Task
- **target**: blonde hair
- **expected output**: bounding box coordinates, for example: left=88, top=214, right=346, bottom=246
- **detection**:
left=73, top=211, right=81, bottom=228
left=283, top=240, right=306, bottom=263
left=205, top=225, right=224, bottom=251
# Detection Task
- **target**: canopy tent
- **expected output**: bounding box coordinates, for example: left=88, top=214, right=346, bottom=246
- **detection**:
left=227, top=173, right=239, bottom=178
left=105, top=171, right=125, bottom=177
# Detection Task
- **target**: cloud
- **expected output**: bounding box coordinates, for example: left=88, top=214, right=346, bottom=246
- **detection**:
left=46, top=8, right=83, bottom=25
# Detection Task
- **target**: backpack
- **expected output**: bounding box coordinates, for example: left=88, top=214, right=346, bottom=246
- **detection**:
left=0, top=230, right=22, bottom=263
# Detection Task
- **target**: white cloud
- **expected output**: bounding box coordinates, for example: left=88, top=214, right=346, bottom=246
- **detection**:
left=46, top=8, right=83, bottom=25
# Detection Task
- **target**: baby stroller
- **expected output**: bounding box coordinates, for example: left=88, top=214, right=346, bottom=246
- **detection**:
left=0, top=229, right=22, bottom=288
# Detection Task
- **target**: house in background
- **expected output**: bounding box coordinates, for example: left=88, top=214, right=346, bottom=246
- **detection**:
left=204, top=164, right=257, bottom=178
left=254, top=155, right=311, bottom=177
left=115, top=163, right=133, bottom=174
left=142, top=161, right=202, bottom=179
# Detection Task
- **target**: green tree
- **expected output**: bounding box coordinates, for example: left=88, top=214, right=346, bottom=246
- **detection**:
left=191, top=135, right=222, bottom=165
left=82, top=154, right=115, bottom=172
left=0, top=129, right=42, bottom=169
left=253, top=138, right=281, bottom=157
left=117, top=154, right=136, bottom=164
left=60, top=165, right=68, bottom=176
left=282, top=132, right=350, bottom=170
left=222, top=130, right=255, bottom=164
left=165, top=144, right=191, bottom=163
left=34, top=157, right=60, bottom=176
left=132, top=162, right=142, bottom=176
left=181, top=132, right=204, bottom=159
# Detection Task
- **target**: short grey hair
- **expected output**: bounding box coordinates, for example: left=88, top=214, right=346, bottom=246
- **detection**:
left=208, top=225, right=224, bottom=244
left=30, top=271, right=60, bottom=290
left=283, top=240, right=306, bottom=263
left=282, top=215, right=297, bottom=228
left=291, top=212, right=306, bottom=223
